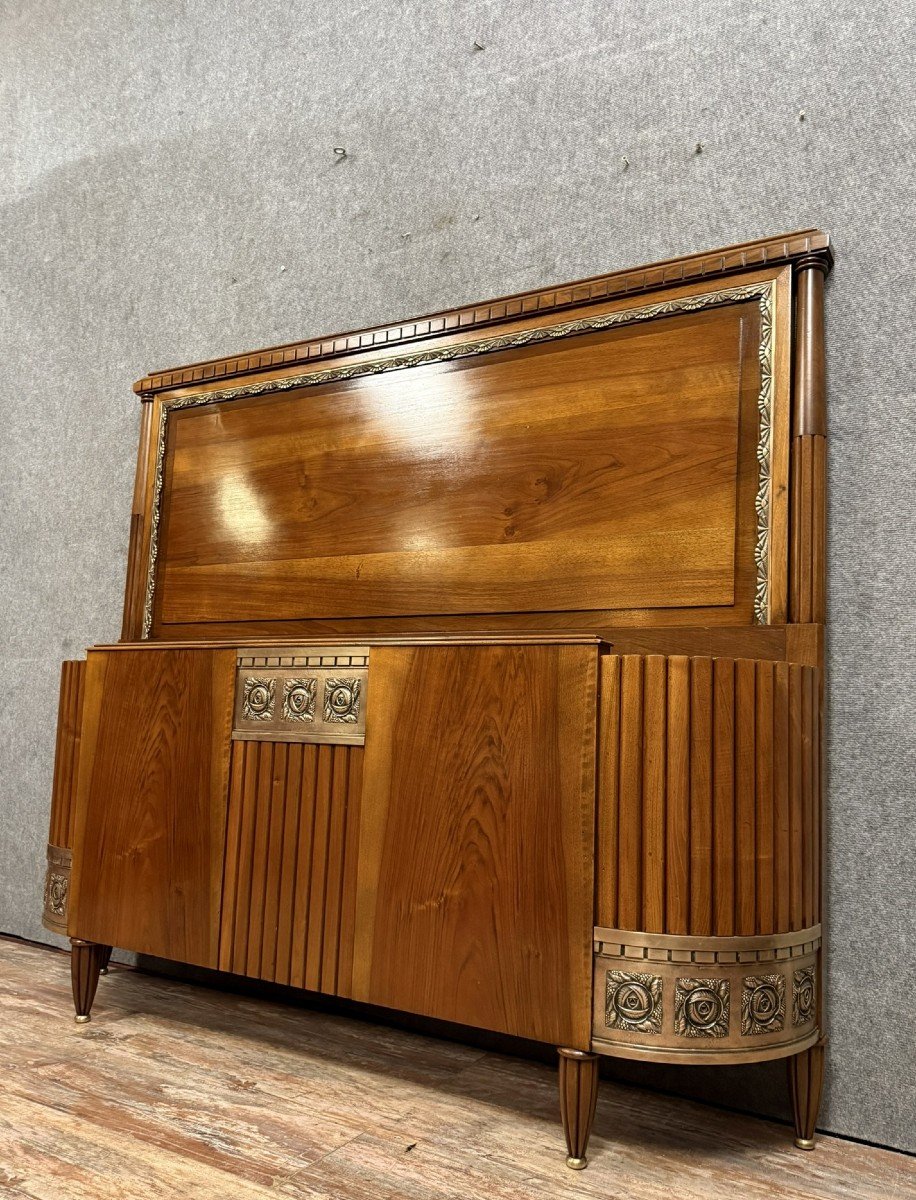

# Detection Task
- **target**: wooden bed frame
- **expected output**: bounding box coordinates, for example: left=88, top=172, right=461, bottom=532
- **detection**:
left=43, top=229, right=832, bottom=1168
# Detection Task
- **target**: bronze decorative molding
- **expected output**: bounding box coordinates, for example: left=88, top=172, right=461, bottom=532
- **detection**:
left=242, top=677, right=275, bottom=721
left=233, top=647, right=368, bottom=744
left=42, top=844, right=72, bottom=935
left=675, top=978, right=730, bottom=1039
left=323, top=678, right=361, bottom=724
left=283, top=678, right=317, bottom=722
left=742, top=974, right=786, bottom=1036
left=605, top=970, right=663, bottom=1035
left=141, top=280, right=777, bottom=636
left=793, top=966, right=816, bottom=1027
left=238, top=648, right=370, bottom=669
left=592, top=926, right=820, bottom=1064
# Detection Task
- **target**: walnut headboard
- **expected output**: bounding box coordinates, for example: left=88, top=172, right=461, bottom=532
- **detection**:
left=123, top=230, right=831, bottom=643
left=46, top=230, right=833, bottom=1164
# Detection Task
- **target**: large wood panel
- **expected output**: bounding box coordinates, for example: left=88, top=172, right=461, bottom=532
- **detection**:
left=596, top=654, right=820, bottom=937
left=218, top=740, right=363, bottom=993
left=70, top=649, right=236, bottom=966
left=153, top=302, right=763, bottom=629
left=351, top=643, right=598, bottom=1048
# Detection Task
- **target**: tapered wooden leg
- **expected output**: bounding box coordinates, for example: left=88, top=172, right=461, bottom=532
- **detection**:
left=70, top=939, right=106, bottom=1023
left=788, top=1037, right=826, bottom=1149
left=558, top=1047, right=599, bottom=1169
left=98, top=945, right=113, bottom=975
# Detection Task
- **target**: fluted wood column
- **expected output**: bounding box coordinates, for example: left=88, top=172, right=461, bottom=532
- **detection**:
left=70, top=939, right=107, bottom=1023
left=558, top=1048, right=599, bottom=1169
left=790, top=254, right=830, bottom=625
left=788, top=250, right=831, bottom=1149
left=788, top=1037, right=826, bottom=1148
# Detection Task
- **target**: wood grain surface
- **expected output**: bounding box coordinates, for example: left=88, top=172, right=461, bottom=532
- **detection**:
left=153, top=302, right=762, bottom=629
left=597, top=654, right=820, bottom=936
left=791, top=434, right=827, bottom=624
left=48, top=660, right=86, bottom=849
left=70, top=649, right=236, bottom=966
left=351, top=644, right=597, bottom=1047
left=219, top=740, right=363, bottom=994
left=1, top=936, right=906, bottom=1200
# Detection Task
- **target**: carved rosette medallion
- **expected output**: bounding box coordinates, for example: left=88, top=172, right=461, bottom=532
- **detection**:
left=44, top=872, right=68, bottom=919
left=324, top=678, right=361, bottom=724
left=283, top=678, right=316, bottom=722
left=742, top=974, right=785, bottom=1036
left=593, top=926, right=820, bottom=1063
left=243, top=677, right=275, bottom=721
left=793, top=967, right=816, bottom=1027
left=675, top=978, right=730, bottom=1039
left=233, top=649, right=368, bottom=744
left=41, top=844, right=73, bottom=934
left=605, top=970, right=662, bottom=1035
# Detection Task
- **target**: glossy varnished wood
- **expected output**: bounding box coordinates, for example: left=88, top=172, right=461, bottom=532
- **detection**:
left=596, top=654, right=820, bottom=936
left=791, top=435, right=827, bottom=625
left=351, top=643, right=598, bottom=1047
left=70, top=938, right=107, bottom=1022
left=793, top=264, right=828, bottom=438
left=43, top=233, right=834, bottom=1164
left=153, top=302, right=763, bottom=631
left=219, top=740, right=363, bottom=993
left=48, top=660, right=85, bottom=849
left=558, top=1049, right=600, bottom=1169
left=788, top=1037, right=827, bottom=1148
left=70, top=649, right=236, bottom=966
left=121, top=400, right=155, bottom=641
left=788, top=257, right=827, bottom=625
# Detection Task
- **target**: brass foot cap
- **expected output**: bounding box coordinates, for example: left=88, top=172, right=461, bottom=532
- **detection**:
left=794, top=1137, right=816, bottom=1151
left=74, top=1014, right=91, bottom=1024
left=100, top=967, right=109, bottom=975
left=566, top=1157, right=588, bottom=1170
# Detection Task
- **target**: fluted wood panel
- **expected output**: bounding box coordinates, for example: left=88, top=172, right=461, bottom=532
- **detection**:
left=597, top=654, right=820, bottom=936
left=218, top=740, right=363, bottom=994
left=49, top=660, right=86, bottom=848
left=790, top=434, right=827, bottom=623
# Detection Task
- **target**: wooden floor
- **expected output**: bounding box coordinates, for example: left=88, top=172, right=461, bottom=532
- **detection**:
left=0, top=938, right=911, bottom=1199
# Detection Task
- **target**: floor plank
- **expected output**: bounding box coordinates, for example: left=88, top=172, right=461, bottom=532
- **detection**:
left=0, top=937, right=912, bottom=1200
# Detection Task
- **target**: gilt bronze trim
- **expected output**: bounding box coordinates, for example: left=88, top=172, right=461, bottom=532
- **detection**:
left=42, top=844, right=72, bottom=935
left=592, top=925, right=819, bottom=1064
left=141, top=281, right=777, bottom=636
left=232, top=645, right=369, bottom=744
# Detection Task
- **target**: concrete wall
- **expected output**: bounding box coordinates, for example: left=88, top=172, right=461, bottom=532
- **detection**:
left=2, top=0, right=913, bottom=1152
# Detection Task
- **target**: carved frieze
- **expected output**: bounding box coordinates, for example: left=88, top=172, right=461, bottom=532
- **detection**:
left=233, top=648, right=368, bottom=745
left=592, top=926, right=820, bottom=1064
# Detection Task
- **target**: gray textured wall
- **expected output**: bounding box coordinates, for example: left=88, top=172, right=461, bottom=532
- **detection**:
left=1, top=0, right=914, bottom=1153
